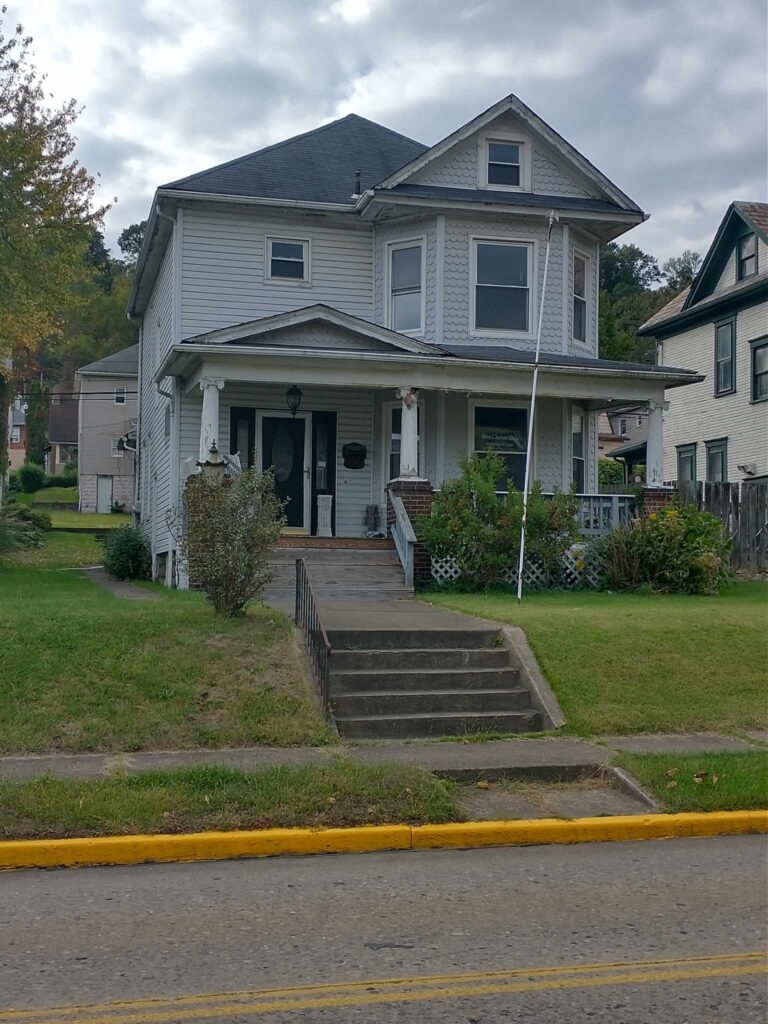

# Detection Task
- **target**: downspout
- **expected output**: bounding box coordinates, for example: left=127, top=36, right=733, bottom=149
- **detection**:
left=516, top=211, right=557, bottom=603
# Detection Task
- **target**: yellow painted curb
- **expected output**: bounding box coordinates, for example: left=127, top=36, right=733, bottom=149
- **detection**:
left=1, top=811, right=765, bottom=870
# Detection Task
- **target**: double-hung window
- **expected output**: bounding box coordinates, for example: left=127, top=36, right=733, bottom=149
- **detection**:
left=387, top=405, right=421, bottom=480
left=473, top=240, right=531, bottom=333
left=10, top=426, right=20, bottom=444
left=114, top=386, right=126, bottom=406
left=472, top=404, right=528, bottom=491
left=267, top=237, right=309, bottom=282
left=388, top=241, right=423, bottom=333
left=714, top=317, right=736, bottom=396
left=705, top=438, right=727, bottom=482
left=676, top=443, right=697, bottom=482
left=737, top=233, right=757, bottom=280
left=110, top=438, right=123, bottom=459
left=486, top=141, right=521, bottom=187
left=751, top=338, right=768, bottom=402
left=572, top=252, right=588, bottom=343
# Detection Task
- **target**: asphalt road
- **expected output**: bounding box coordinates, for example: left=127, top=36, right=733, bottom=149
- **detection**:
left=1, top=836, right=766, bottom=1022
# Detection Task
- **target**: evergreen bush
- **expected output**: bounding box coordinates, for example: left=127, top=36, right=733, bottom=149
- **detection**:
left=18, top=463, right=45, bottom=493
left=103, top=526, right=151, bottom=580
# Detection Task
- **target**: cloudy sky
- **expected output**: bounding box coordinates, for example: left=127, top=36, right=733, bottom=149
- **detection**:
left=9, top=0, right=767, bottom=263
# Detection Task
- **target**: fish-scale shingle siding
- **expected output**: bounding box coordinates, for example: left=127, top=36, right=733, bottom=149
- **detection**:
left=373, top=218, right=438, bottom=343
left=532, top=150, right=589, bottom=197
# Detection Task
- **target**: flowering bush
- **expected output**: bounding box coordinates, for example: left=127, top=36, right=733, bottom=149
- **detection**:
left=416, top=453, right=581, bottom=590
left=597, top=504, right=731, bottom=595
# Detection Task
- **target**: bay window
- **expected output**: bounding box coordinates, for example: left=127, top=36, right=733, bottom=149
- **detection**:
left=473, top=240, right=532, bottom=333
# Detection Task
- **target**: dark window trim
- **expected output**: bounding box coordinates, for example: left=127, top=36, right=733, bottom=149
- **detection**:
left=750, top=335, right=768, bottom=403
left=704, top=436, right=728, bottom=483
left=737, top=232, right=758, bottom=282
left=676, top=442, right=697, bottom=483
left=713, top=314, right=736, bottom=397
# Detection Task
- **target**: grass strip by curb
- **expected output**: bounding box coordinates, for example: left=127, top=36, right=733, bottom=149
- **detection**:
left=2, top=810, right=765, bottom=870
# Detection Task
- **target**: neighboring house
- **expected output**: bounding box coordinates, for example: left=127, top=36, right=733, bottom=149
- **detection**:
left=599, top=409, right=648, bottom=482
left=8, top=401, right=27, bottom=470
left=129, top=92, right=700, bottom=583
left=47, top=384, right=78, bottom=475
left=76, top=345, right=139, bottom=513
left=638, top=202, right=768, bottom=484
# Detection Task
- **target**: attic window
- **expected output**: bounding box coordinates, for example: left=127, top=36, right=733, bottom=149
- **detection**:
left=487, top=141, right=521, bottom=187
left=267, top=238, right=309, bottom=282
left=114, top=386, right=126, bottom=405
left=738, top=233, right=757, bottom=280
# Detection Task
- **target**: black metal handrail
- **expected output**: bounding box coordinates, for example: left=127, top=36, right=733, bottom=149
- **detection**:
left=294, top=558, right=331, bottom=713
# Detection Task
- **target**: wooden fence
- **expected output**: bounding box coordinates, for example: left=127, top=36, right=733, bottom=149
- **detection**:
left=671, top=480, right=768, bottom=572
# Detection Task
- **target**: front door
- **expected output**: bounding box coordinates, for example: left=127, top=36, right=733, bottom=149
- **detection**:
left=96, top=475, right=113, bottom=513
left=262, top=416, right=308, bottom=531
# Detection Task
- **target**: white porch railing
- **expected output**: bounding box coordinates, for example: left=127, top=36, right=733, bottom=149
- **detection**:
left=490, top=492, right=636, bottom=537
left=390, top=493, right=417, bottom=589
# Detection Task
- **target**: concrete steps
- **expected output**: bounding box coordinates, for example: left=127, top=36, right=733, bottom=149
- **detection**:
left=327, top=629, right=543, bottom=739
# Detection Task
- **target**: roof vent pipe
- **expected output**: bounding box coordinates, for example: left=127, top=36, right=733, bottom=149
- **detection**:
left=351, top=169, right=362, bottom=199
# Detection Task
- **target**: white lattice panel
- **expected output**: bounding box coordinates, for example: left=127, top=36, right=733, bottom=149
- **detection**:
left=431, top=546, right=601, bottom=590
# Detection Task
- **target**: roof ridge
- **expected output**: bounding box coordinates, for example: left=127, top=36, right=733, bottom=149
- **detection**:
left=161, top=113, right=426, bottom=190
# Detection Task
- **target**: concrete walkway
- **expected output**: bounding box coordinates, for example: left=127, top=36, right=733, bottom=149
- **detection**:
left=84, top=568, right=157, bottom=600
left=0, top=733, right=761, bottom=783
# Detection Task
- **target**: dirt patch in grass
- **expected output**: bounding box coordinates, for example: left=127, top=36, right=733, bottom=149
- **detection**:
left=0, top=762, right=459, bottom=839
left=0, top=569, right=333, bottom=753
left=615, top=751, right=768, bottom=813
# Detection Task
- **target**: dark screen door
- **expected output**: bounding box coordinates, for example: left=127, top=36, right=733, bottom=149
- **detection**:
left=262, top=416, right=306, bottom=528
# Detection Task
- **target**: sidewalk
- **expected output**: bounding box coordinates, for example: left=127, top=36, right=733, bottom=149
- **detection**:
left=0, top=733, right=761, bottom=783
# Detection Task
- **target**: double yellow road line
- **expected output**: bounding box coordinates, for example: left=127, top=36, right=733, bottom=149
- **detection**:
left=1, top=951, right=764, bottom=1023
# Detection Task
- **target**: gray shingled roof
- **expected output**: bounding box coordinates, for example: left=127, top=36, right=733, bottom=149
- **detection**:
left=77, top=344, right=139, bottom=377
left=384, top=183, right=629, bottom=216
left=161, top=115, right=427, bottom=205
left=440, top=345, right=693, bottom=375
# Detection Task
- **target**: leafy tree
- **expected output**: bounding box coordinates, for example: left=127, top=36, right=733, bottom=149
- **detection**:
left=24, top=379, right=48, bottom=465
left=600, top=243, right=661, bottom=296
left=118, top=221, right=148, bottom=266
left=662, top=250, right=702, bottom=291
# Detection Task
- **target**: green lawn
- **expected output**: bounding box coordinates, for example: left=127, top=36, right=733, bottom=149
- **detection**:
left=424, top=584, right=768, bottom=736
left=0, top=763, right=457, bottom=839
left=0, top=568, right=332, bottom=753
left=46, top=509, right=132, bottom=528
left=617, top=751, right=768, bottom=812
left=0, top=531, right=104, bottom=569
left=16, top=486, right=78, bottom=505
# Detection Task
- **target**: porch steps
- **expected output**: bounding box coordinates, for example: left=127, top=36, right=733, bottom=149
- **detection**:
left=263, top=542, right=413, bottom=612
left=326, top=628, right=543, bottom=739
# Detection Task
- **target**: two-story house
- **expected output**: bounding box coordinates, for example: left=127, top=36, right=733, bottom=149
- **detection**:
left=129, top=93, right=699, bottom=584
left=638, top=201, right=768, bottom=484
left=76, top=345, right=138, bottom=513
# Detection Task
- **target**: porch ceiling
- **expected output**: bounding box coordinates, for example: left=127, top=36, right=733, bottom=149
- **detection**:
left=162, top=343, right=698, bottom=406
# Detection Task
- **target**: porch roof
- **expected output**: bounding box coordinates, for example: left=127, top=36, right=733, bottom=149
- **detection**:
left=157, top=305, right=703, bottom=406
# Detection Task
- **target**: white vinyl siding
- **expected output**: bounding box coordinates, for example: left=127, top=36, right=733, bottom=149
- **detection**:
left=181, top=206, right=373, bottom=337
left=661, top=299, right=768, bottom=482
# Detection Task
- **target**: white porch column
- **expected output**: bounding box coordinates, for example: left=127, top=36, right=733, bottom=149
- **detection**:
left=198, top=378, right=225, bottom=461
left=646, top=399, right=669, bottom=486
left=396, top=386, right=421, bottom=479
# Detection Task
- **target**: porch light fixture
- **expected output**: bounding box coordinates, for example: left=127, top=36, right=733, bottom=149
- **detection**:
left=286, top=385, right=303, bottom=417
left=196, top=441, right=227, bottom=483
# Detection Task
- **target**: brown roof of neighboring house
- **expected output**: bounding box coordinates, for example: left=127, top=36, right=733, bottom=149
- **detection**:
left=737, top=200, right=768, bottom=241
left=640, top=287, right=690, bottom=332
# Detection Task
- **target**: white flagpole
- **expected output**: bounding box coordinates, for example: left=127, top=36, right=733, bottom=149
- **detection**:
left=516, top=211, right=556, bottom=603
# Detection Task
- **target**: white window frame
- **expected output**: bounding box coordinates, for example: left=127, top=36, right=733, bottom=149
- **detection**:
left=467, top=398, right=532, bottom=491
left=571, top=248, right=590, bottom=345
left=381, top=401, right=424, bottom=499
left=571, top=406, right=586, bottom=493
left=265, top=236, right=311, bottom=285
left=114, top=386, right=126, bottom=406
left=478, top=130, right=531, bottom=192
left=10, top=426, right=20, bottom=443
left=470, top=236, right=537, bottom=340
left=111, top=438, right=123, bottom=459
left=385, top=236, right=426, bottom=336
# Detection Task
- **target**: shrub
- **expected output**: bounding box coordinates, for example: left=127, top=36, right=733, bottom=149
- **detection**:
left=598, top=458, right=625, bottom=490
left=11, top=503, right=53, bottom=532
left=7, top=471, right=19, bottom=494
left=416, top=453, right=581, bottom=590
left=103, top=526, right=151, bottom=580
left=178, top=468, right=283, bottom=616
left=0, top=506, right=44, bottom=553
left=597, top=504, right=731, bottom=595
left=63, top=459, right=78, bottom=478
left=18, top=463, right=45, bottom=493
left=43, top=472, right=76, bottom=488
